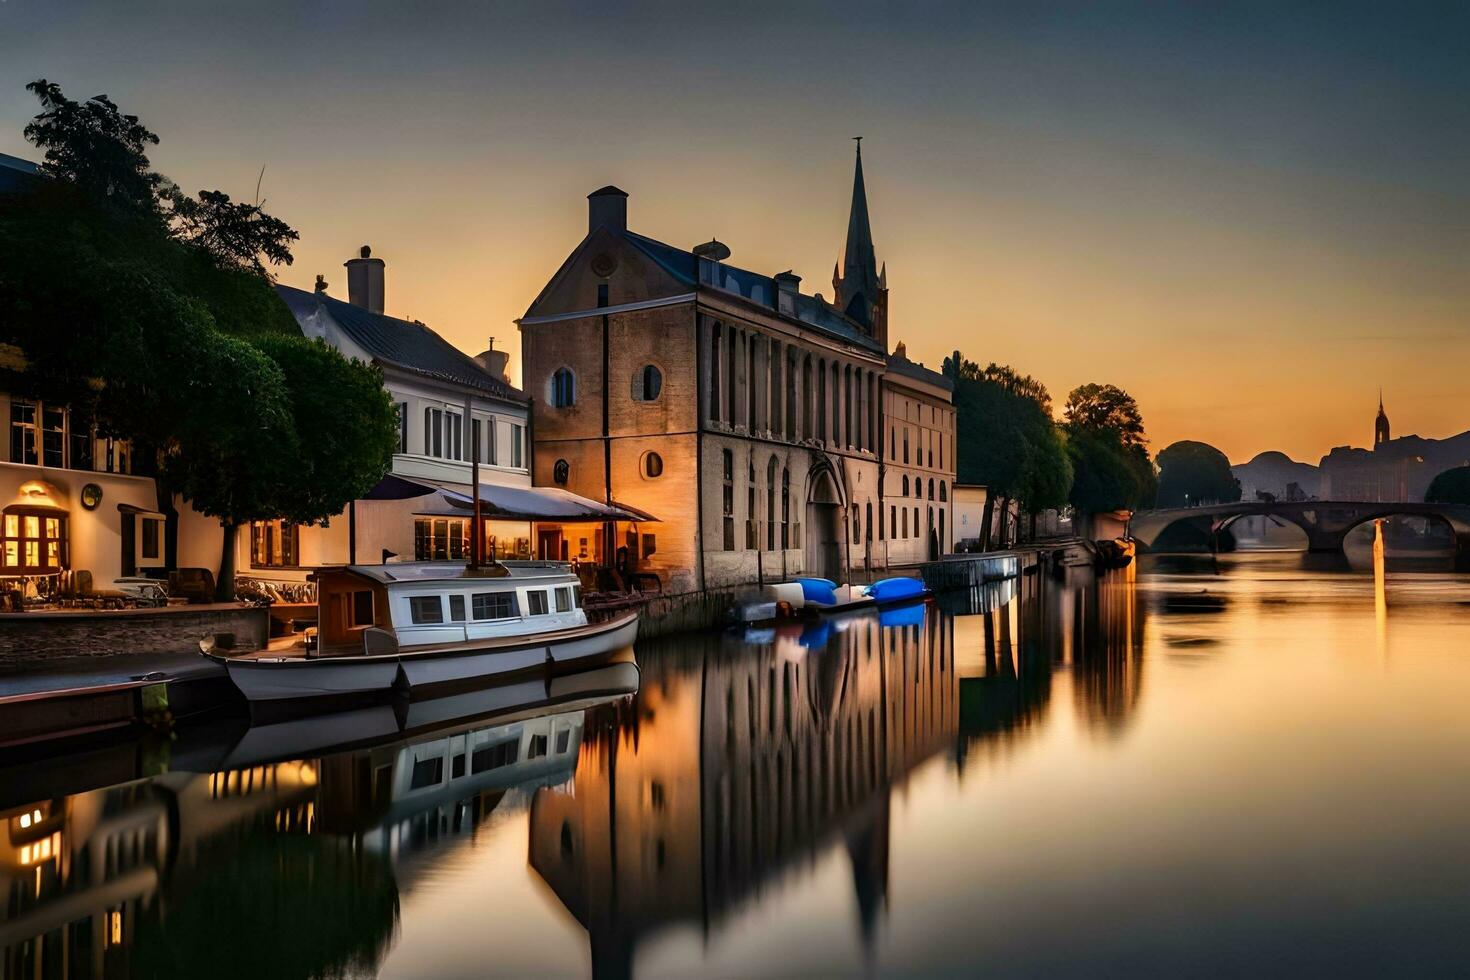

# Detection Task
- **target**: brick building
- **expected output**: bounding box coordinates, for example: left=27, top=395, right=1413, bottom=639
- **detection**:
left=519, top=147, right=954, bottom=597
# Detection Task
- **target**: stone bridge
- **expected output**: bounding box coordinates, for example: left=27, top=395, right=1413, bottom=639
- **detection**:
left=1131, top=500, right=1470, bottom=570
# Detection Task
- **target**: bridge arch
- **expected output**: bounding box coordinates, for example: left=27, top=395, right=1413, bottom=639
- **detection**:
left=1132, top=501, right=1470, bottom=570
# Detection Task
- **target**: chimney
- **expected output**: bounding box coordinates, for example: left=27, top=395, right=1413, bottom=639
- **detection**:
left=344, top=245, right=385, bottom=314
left=588, top=186, right=628, bottom=234
left=774, top=270, right=801, bottom=316
left=314, top=274, right=328, bottom=294
left=475, top=336, right=511, bottom=383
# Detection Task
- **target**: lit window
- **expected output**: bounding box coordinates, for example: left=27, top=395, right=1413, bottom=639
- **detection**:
left=3, top=507, right=68, bottom=574
left=414, top=517, right=468, bottom=561
left=251, top=520, right=299, bottom=568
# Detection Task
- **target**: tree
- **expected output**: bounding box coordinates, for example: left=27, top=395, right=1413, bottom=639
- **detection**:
left=1062, top=383, right=1157, bottom=526
left=22, top=79, right=165, bottom=221
left=1063, top=383, right=1146, bottom=449
left=944, top=351, right=1070, bottom=546
left=170, top=187, right=299, bottom=274
left=1425, top=466, right=1470, bottom=505
left=4, top=78, right=395, bottom=597
left=252, top=334, right=398, bottom=523
left=1156, top=441, right=1241, bottom=508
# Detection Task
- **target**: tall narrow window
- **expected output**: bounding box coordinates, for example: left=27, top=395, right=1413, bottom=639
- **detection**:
left=551, top=368, right=576, bottom=408
left=721, top=449, right=735, bottom=550
left=866, top=502, right=873, bottom=543
left=472, top=418, right=482, bottom=463
left=488, top=418, right=499, bottom=465
left=710, top=322, right=722, bottom=422
left=69, top=411, right=93, bottom=471
left=425, top=408, right=444, bottom=457
left=510, top=424, right=524, bottom=468
left=446, top=410, right=463, bottom=460
left=396, top=402, right=408, bottom=453
left=766, top=457, right=778, bottom=550
left=746, top=458, right=757, bottom=549
left=10, top=402, right=37, bottom=465
left=781, top=467, right=790, bottom=548
left=41, top=407, right=65, bottom=468
left=851, top=505, right=860, bottom=545
left=903, top=427, right=909, bottom=464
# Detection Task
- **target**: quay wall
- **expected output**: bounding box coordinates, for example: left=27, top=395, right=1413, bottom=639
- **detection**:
left=0, top=604, right=268, bottom=670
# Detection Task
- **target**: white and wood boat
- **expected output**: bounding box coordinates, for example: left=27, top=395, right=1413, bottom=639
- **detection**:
left=205, top=561, right=639, bottom=703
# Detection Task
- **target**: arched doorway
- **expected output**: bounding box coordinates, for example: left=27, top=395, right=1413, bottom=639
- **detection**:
left=804, top=462, right=843, bottom=582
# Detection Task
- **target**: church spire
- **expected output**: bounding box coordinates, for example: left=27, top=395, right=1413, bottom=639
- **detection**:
left=1375, top=389, right=1391, bottom=447
left=835, top=138, right=881, bottom=328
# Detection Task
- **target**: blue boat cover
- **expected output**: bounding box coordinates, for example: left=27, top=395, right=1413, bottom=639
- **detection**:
left=793, top=577, right=838, bottom=605
left=868, top=577, right=926, bottom=602
left=879, top=603, right=926, bottom=629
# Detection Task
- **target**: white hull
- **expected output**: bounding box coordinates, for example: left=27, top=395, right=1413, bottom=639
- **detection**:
left=215, top=613, right=639, bottom=703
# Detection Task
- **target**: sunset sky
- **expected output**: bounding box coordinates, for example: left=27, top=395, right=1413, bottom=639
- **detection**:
left=2, top=1, right=1466, bottom=464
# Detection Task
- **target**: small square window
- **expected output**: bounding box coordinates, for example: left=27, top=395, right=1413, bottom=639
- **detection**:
left=555, top=729, right=571, bottom=754
left=555, top=587, right=571, bottom=613
left=409, top=595, right=443, bottom=624
left=449, top=594, right=466, bottom=622
left=528, top=591, right=549, bottom=616
left=528, top=734, right=548, bottom=759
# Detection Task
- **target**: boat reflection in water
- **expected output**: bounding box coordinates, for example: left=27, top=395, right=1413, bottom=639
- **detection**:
left=1, top=566, right=1143, bottom=978
left=0, top=660, right=642, bottom=980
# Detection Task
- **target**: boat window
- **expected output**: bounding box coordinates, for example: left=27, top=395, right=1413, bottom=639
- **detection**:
left=472, top=592, right=518, bottom=620
left=409, top=595, right=444, bottom=624
left=349, top=590, right=374, bottom=627
left=449, top=594, right=466, bottom=622
left=528, top=590, right=550, bottom=616
left=452, top=754, right=466, bottom=779
left=409, top=756, right=443, bottom=790
left=556, top=730, right=571, bottom=753
left=471, top=740, right=518, bottom=774
left=528, top=734, right=548, bottom=759
left=572, top=585, right=582, bottom=608
left=555, top=587, right=572, bottom=613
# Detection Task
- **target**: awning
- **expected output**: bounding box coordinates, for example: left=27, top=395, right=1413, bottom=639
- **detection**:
left=361, top=475, right=655, bottom=522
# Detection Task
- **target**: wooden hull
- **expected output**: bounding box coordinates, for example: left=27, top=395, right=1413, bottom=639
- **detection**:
left=213, top=612, right=640, bottom=703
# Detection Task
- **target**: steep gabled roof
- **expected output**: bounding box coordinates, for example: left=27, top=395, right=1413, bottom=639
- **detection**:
left=275, top=284, right=524, bottom=402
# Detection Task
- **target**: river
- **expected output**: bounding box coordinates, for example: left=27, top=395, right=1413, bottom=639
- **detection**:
left=3, top=553, right=1468, bottom=977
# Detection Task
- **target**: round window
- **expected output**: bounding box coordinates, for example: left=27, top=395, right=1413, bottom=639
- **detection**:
left=553, top=459, right=570, bottom=485
left=643, top=452, right=664, bottom=479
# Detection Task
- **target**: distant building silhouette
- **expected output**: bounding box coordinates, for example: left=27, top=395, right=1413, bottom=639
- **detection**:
left=1374, top=391, right=1391, bottom=447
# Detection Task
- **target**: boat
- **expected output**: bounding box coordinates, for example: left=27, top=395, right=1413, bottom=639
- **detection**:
left=729, top=575, right=931, bottom=625
left=204, top=561, right=640, bottom=704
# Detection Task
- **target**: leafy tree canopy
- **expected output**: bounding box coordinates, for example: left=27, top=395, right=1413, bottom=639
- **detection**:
left=1156, top=440, right=1241, bottom=508
left=1063, top=382, right=1146, bottom=449
left=1425, top=466, right=1470, bottom=506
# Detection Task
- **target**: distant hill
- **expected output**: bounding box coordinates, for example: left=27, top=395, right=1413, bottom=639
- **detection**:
left=1233, top=451, right=1320, bottom=499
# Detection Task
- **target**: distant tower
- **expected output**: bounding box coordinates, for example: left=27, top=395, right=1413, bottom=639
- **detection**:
left=1374, top=390, right=1391, bottom=448
left=833, top=138, right=887, bottom=347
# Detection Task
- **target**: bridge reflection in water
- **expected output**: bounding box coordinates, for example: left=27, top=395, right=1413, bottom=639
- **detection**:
left=1, top=566, right=1144, bottom=979
left=530, top=564, right=1145, bottom=977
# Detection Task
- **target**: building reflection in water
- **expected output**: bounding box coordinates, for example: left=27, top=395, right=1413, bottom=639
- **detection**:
left=532, top=563, right=1146, bottom=978
left=1, top=567, right=1144, bottom=979
left=1, top=700, right=602, bottom=979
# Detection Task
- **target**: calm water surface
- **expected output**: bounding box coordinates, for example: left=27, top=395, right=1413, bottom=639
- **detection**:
left=5, top=554, right=1470, bottom=978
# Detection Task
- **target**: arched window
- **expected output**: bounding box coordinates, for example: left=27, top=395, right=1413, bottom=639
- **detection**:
left=551, top=368, right=575, bottom=408
left=902, top=475, right=909, bottom=496
left=553, top=459, right=569, bottom=485
left=939, top=482, right=948, bottom=502
left=928, top=478, right=935, bottom=501
left=643, top=451, right=664, bottom=479
left=865, top=501, right=873, bottom=542
left=851, top=505, right=861, bottom=545
left=635, top=364, right=663, bottom=401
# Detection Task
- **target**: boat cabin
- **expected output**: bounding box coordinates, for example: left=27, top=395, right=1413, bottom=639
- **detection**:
left=313, top=561, right=586, bottom=653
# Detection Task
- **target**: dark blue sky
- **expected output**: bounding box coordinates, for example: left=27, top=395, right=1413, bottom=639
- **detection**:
left=2, top=1, right=1466, bottom=458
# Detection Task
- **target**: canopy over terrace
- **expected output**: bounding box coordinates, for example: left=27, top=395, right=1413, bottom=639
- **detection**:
left=362, top=474, right=653, bottom=523
left=360, top=474, right=654, bottom=569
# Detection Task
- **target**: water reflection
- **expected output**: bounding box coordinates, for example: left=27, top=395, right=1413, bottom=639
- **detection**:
left=530, top=566, right=1143, bottom=976
left=3, top=567, right=1152, bottom=978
